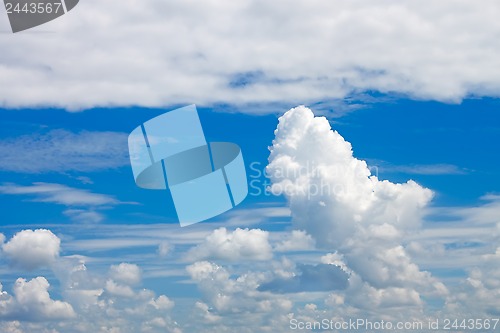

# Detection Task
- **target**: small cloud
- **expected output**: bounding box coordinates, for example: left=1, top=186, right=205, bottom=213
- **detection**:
left=109, top=263, right=142, bottom=286
left=105, top=280, right=135, bottom=298
left=186, top=227, right=273, bottom=262
left=479, top=193, right=500, bottom=202
left=149, top=295, right=175, bottom=311
left=374, top=162, right=468, bottom=175
left=194, top=301, right=221, bottom=323
left=2, top=229, right=60, bottom=270
left=63, top=209, right=105, bottom=224
left=274, top=230, right=315, bottom=252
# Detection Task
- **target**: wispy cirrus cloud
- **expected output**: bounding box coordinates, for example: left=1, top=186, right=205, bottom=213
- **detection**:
left=370, top=160, right=468, bottom=175
left=2, top=229, right=61, bottom=270
left=0, top=182, right=133, bottom=223
left=267, top=106, right=446, bottom=312
left=186, top=227, right=273, bottom=262
left=0, top=130, right=128, bottom=173
left=274, top=230, right=315, bottom=252
left=0, top=277, right=76, bottom=322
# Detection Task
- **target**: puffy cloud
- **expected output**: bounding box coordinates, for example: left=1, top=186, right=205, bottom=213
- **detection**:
left=186, top=228, right=272, bottom=261
left=104, top=263, right=142, bottom=298
left=149, top=295, right=174, bottom=311
left=1, top=1, right=500, bottom=110
left=267, top=106, right=445, bottom=309
left=0, top=130, right=128, bottom=173
left=2, top=229, right=60, bottom=270
left=186, top=261, right=230, bottom=285
left=54, top=260, right=179, bottom=332
left=194, top=301, right=222, bottom=324
left=109, top=263, right=142, bottom=286
left=0, top=277, right=75, bottom=321
left=267, top=106, right=433, bottom=247
left=274, top=230, right=315, bottom=252
left=267, top=105, right=432, bottom=241
left=321, top=252, right=350, bottom=273
left=258, top=264, right=349, bottom=293
left=0, top=320, right=23, bottom=333
left=186, top=261, right=293, bottom=323
left=352, top=282, right=424, bottom=309
left=105, top=280, right=135, bottom=298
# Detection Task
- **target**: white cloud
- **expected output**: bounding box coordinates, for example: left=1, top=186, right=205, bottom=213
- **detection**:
left=186, top=227, right=272, bottom=262
left=186, top=261, right=292, bottom=319
left=267, top=106, right=446, bottom=311
left=63, top=209, right=105, bottom=224
left=105, top=280, right=135, bottom=298
left=2, top=229, right=60, bottom=270
left=186, top=261, right=229, bottom=283
left=194, top=301, right=221, bottom=324
left=274, top=230, right=315, bottom=252
left=109, top=263, right=142, bottom=286
left=406, top=194, right=500, bottom=271
left=320, top=252, right=350, bottom=273
left=0, top=277, right=75, bottom=321
left=157, top=242, right=172, bottom=258
left=0, top=130, right=128, bottom=173
left=1, top=1, right=500, bottom=110
left=149, top=295, right=174, bottom=311
left=52, top=259, right=180, bottom=332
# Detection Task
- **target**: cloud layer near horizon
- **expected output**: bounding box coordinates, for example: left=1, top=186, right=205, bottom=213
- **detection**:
left=1, top=1, right=500, bottom=110
left=0, top=130, right=128, bottom=173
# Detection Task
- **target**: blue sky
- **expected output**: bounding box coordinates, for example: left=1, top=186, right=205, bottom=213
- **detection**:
left=2, top=1, right=500, bottom=332
left=2, top=97, right=499, bottom=213
left=1, top=97, right=500, bottom=331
